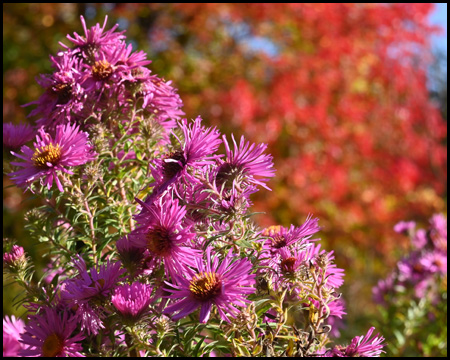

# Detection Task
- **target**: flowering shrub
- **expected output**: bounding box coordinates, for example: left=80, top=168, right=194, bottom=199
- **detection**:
left=373, top=214, right=447, bottom=357
left=3, top=16, right=386, bottom=357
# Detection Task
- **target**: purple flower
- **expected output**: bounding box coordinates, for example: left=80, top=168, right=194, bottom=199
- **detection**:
left=3, top=245, right=26, bottom=268
left=411, top=228, right=428, bottom=249
left=210, top=181, right=258, bottom=217
left=112, top=282, right=153, bottom=323
left=268, top=244, right=344, bottom=293
left=19, top=308, right=85, bottom=357
left=429, top=213, right=447, bottom=253
left=216, top=134, right=275, bottom=191
left=24, top=53, right=86, bottom=129
left=140, top=76, right=185, bottom=142
left=163, top=248, right=256, bottom=323
left=323, top=327, right=385, bottom=357
left=3, top=123, right=35, bottom=150
left=116, top=235, right=147, bottom=271
left=372, top=274, right=394, bottom=305
left=263, top=215, right=321, bottom=252
left=149, top=116, right=222, bottom=196
left=62, top=255, right=125, bottom=302
left=43, top=259, right=65, bottom=285
left=129, top=196, right=201, bottom=277
left=9, top=123, right=96, bottom=192
left=393, top=220, right=416, bottom=234
left=63, top=15, right=125, bottom=63
left=3, top=315, right=26, bottom=357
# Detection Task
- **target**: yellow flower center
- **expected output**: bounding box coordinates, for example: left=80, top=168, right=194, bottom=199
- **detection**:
left=189, top=271, right=222, bottom=301
left=92, top=60, right=114, bottom=80
left=42, top=332, right=64, bottom=357
left=32, top=144, right=62, bottom=168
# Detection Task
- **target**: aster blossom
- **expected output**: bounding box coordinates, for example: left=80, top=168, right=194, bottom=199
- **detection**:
left=3, top=315, right=26, bottom=357
left=215, top=134, right=275, bottom=191
left=130, top=195, right=201, bottom=277
left=3, top=122, right=35, bottom=150
left=148, top=116, right=222, bottom=197
left=19, top=308, right=85, bottom=357
left=322, top=327, right=385, bottom=357
left=112, top=282, right=153, bottom=324
left=262, top=214, right=321, bottom=252
left=24, top=53, right=86, bottom=129
left=163, top=247, right=256, bottom=323
left=62, top=255, right=125, bottom=302
left=63, top=15, right=126, bottom=62
left=9, top=123, right=96, bottom=192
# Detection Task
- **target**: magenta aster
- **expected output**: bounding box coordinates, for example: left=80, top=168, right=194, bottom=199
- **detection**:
left=130, top=196, right=201, bottom=277
left=25, top=53, right=86, bottom=129
left=3, top=123, right=35, bottom=150
left=3, top=315, right=26, bottom=357
left=216, top=134, right=275, bottom=190
left=9, top=123, right=96, bottom=192
left=149, top=116, right=222, bottom=195
left=393, top=220, right=416, bottom=235
left=323, top=327, right=385, bottom=357
left=263, top=215, right=321, bottom=252
left=62, top=255, right=125, bottom=302
left=63, top=15, right=125, bottom=63
left=19, top=308, right=85, bottom=357
left=3, top=245, right=26, bottom=268
left=163, top=248, right=256, bottom=323
left=112, top=282, right=153, bottom=324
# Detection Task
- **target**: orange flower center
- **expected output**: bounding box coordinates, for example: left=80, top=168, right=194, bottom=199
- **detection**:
left=92, top=60, right=114, bottom=80
left=189, top=271, right=222, bottom=301
left=32, top=144, right=62, bottom=168
left=42, top=332, right=64, bottom=357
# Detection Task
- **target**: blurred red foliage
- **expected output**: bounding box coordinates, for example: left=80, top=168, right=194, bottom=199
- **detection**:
left=4, top=3, right=447, bottom=258
left=112, top=3, right=446, bottom=255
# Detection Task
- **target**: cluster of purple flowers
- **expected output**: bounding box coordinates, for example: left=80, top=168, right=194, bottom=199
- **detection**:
left=3, top=16, right=387, bottom=357
left=373, top=214, right=447, bottom=304
left=6, top=15, right=184, bottom=193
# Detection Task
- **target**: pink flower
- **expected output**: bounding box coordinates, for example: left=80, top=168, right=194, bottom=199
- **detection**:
left=164, top=248, right=256, bottom=323
left=9, top=123, right=96, bottom=192
left=3, top=315, right=26, bottom=357
left=19, top=308, right=85, bottom=357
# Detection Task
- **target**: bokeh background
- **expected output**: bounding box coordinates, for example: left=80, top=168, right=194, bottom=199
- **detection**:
left=3, top=3, right=447, bottom=347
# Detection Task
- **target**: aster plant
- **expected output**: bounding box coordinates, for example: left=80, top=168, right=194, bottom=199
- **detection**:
left=373, top=214, right=447, bottom=357
left=3, top=16, right=386, bottom=357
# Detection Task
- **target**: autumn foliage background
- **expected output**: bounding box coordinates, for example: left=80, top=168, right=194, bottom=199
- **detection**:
left=3, top=3, right=447, bottom=344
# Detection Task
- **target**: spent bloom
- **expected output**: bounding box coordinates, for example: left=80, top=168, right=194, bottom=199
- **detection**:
left=9, top=123, right=96, bottom=192
left=3, top=123, right=35, bottom=150
left=19, top=308, right=84, bottom=357
left=164, top=248, right=256, bottom=323
left=3, top=315, right=26, bottom=357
